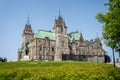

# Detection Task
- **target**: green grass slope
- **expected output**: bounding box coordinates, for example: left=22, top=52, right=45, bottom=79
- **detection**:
left=0, top=61, right=120, bottom=80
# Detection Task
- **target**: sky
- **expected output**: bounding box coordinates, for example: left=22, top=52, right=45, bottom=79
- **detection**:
left=0, top=0, right=119, bottom=61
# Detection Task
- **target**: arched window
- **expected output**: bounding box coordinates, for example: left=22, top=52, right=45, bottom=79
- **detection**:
left=52, top=47, right=54, bottom=52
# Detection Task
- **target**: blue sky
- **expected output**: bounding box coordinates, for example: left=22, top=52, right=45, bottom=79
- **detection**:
left=0, top=0, right=119, bottom=61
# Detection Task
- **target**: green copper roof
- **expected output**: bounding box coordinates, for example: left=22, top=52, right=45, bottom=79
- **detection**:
left=18, top=48, right=22, bottom=53
left=34, top=30, right=55, bottom=40
left=68, top=32, right=80, bottom=42
left=18, top=48, right=25, bottom=53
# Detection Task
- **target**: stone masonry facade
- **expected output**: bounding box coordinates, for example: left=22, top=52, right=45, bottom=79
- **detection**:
left=18, top=15, right=105, bottom=62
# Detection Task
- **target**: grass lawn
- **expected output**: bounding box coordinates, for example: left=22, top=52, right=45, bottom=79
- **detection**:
left=0, top=61, right=120, bottom=80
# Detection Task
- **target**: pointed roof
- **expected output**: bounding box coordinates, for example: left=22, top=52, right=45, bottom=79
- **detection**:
left=23, top=15, right=33, bottom=34
left=79, top=33, right=84, bottom=41
left=54, top=11, right=67, bottom=28
left=55, top=16, right=63, bottom=26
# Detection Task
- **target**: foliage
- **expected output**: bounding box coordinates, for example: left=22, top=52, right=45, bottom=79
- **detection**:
left=0, top=57, right=7, bottom=62
left=0, top=61, right=120, bottom=80
left=96, top=0, right=120, bottom=49
left=96, top=0, right=120, bottom=67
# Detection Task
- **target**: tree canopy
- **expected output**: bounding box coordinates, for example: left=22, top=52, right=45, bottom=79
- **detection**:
left=96, top=0, right=120, bottom=67
left=96, top=0, right=120, bottom=54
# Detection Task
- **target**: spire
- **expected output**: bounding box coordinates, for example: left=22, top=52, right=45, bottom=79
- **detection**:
left=54, top=11, right=67, bottom=28
left=59, top=9, right=61, bottom=17
left=23, top=13, right=33, bottom=34
left=79, top=33, right=84, bottom=42
left=26, top=13, right=30, bottom=25
left=58, top=10, right=62, bottom=20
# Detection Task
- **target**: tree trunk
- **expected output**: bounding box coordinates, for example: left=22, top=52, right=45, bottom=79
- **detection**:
left=112, top=48, right=115, bottom=67
left=119, top=51, right=120, bottom=58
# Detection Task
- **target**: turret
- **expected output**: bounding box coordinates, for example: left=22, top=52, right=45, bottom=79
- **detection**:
left=22, top=16, right=34, bottom=47
left=53, top=13, right=67, bottom=34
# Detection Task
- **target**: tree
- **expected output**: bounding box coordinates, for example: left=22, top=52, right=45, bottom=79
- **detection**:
left=96, top=0, right=120, bottom=67
left=0, top=57, right=7, bottom=62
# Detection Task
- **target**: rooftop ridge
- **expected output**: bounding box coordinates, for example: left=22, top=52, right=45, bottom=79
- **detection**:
left=38, top=29, right=53, bottom=33
left=69, top=31, right=80, bottom=35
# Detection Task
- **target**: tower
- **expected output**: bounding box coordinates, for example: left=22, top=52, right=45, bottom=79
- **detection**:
left=22, top=16, right=34, bottom=47
left=53, top=16, right=67, bottom=34
left=53, top=13, right=69, bottom=61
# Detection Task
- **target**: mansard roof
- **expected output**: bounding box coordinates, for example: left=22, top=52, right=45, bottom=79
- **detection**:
left=23, top=15, right=33, bottom=34
left=34, top=30, right=55, bottom=40
left=18, top=47, right=25, bottom=53
left=23, top=24, right=33, bottom=34
left=68, top=32, right=81, bottom=42
left=54, top=16, right=67, bottom=28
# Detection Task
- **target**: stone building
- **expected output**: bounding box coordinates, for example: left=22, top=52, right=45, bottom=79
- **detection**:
left=18, top=15, right=105, bottom=62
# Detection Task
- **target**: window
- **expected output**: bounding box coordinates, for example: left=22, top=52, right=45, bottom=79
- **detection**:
left=39, top=41, right=41, bottom=43
left=52, top=47, right=54, bottom=52
left=61, top=41, right=64, bottom=47
left=61, top=27, right=63, bottom=33
left=39, top=46, right=42, bottom=50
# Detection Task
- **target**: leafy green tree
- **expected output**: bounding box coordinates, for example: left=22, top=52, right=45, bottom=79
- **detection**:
left=96, top=0, right=120, bottom=67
